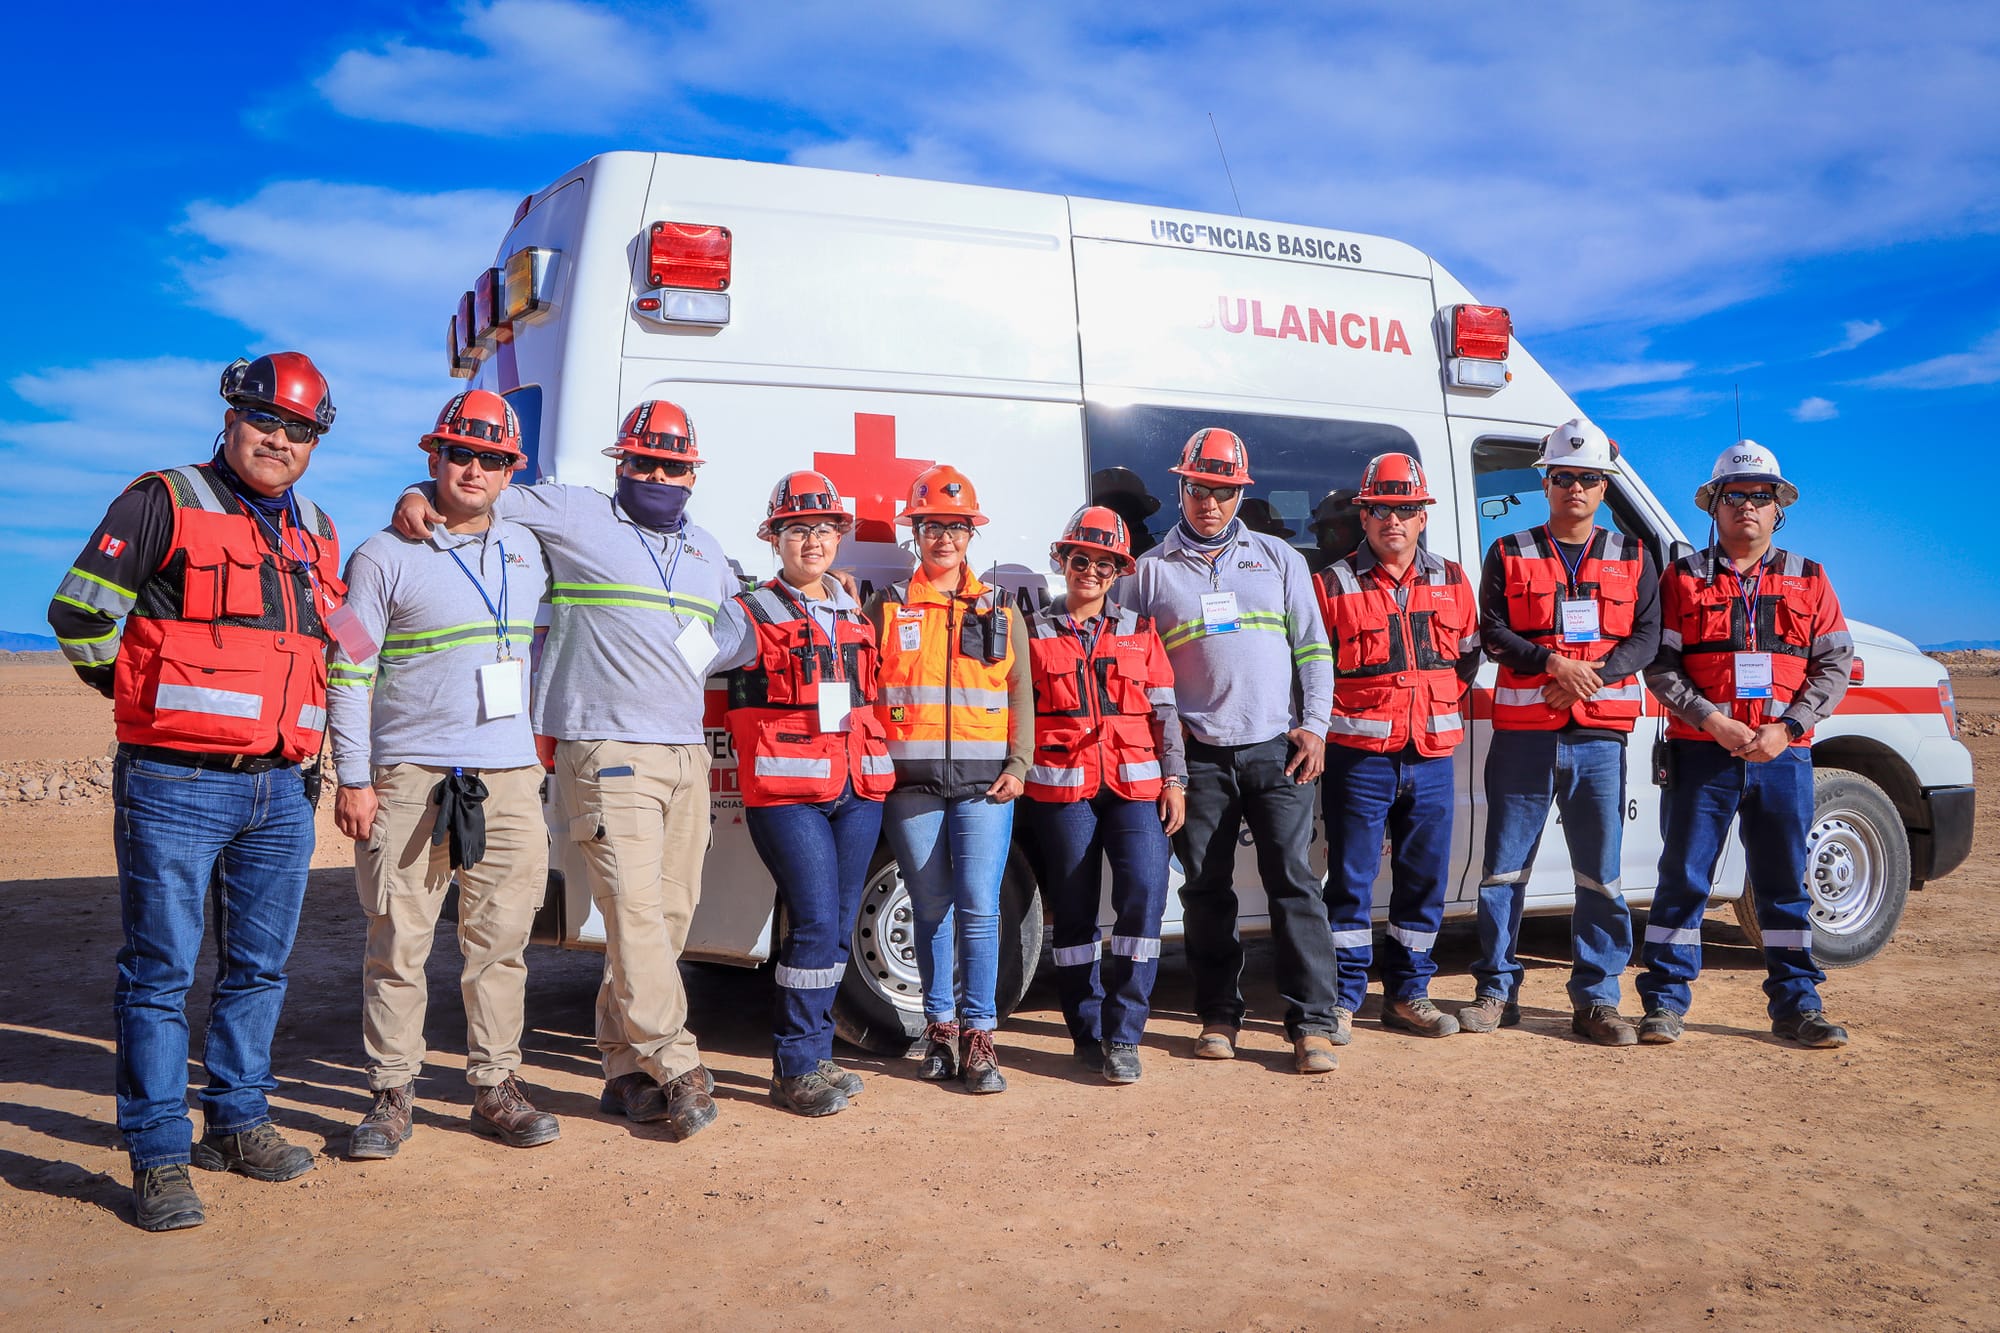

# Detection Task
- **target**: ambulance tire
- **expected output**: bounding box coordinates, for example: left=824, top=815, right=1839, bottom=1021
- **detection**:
left=833, top=841, right=1046, bottom=1055
left=1731, top=768, right=1909, bottom=969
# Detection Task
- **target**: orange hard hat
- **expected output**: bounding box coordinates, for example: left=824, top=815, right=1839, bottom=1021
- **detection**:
left=758, top=469, right=853, bottom=540
left=1353, top=452, right=1435, bottom=506
left=221, top=352, right=335, bottom=433
left=1169, top=427, right=1252, bottom=487
left=898, top=464, right=988, bottom=527
left=604, top=400, right=702, bottom=464
left=1050, top=504, right=1135, bottom=575
left=421, top=390, right=525, bottom=470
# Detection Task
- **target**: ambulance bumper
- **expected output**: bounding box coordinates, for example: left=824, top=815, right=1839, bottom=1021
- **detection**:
left=1914, top=785, right=1976, bottom=883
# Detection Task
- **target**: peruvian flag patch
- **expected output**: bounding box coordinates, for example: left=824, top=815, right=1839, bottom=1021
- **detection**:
left=97, top=533, right=126, bottom=558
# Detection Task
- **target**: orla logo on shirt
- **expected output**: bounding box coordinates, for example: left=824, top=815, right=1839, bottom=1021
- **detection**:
left=1237, top=558, right=1270, bottom=572
left=504, top=552, right=531, bottom=567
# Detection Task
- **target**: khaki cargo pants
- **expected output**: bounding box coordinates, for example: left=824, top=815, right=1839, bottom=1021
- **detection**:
left=557, top=739, right=710, bottom=1084
left=355, top=762, right=548, bottom=1090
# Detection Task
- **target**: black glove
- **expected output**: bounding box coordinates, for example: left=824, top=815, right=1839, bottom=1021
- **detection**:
left=76, top=664, right=115, bottom=700
left=430, top=769, right=489, bottom=870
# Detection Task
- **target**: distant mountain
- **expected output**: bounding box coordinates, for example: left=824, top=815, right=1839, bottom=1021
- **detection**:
left=1924, top=639, right=2000, bottom=652
left=1, top=631, right=58, bottom=652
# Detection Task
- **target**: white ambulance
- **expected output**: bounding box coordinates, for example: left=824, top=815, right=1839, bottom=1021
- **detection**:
left=447, top=150, right=1976, bottom=1052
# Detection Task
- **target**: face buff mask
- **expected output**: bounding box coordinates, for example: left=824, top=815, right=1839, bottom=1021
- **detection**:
left=616, top=474, right=691, bottom=531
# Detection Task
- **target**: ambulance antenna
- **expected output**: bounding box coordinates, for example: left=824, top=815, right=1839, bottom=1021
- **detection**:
left=1208, top=113, right=1244, bottom=217
left=1734, top=383, right=1743, bottom=439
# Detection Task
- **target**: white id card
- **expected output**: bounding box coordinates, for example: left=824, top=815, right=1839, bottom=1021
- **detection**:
left=899, top=620, right=923, bottom=653
left=1560, top=598, right=1602, bottom=643
left=477, top=657, right=525, bottom=719
left=1201, top=591, right=1240, bottom=634
left=325, top=603, right=379, bottom=663
left=1734, top=652, right=1775, bottom=700
left=817, top=687, right=852, bottom=734
left=675, top=619, right=719, bottom=678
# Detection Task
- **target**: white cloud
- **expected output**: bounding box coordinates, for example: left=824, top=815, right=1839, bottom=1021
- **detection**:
left=1790, top=395, right=1839, bottom=422
left=1588, top=386, right=1727, bottom=421
left=1553, top=360, right=1697, bottom=393
left=1855, top=327, right=2000, bottom=390
left=1815, top=319, right=1884, bottom=357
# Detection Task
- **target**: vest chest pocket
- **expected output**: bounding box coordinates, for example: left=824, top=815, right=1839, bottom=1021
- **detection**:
left=1771, top=588, right=1817, bottom=648
left=1103, top=642, right=1154, bottom=712
left=1422, top=602, right=1468, bottom=665
left=1694, top=594, right=1736, bottom=648
left=1505, top=573, right=1561, bottom=634
left=1033, top=663, right=1085, bottom=714
left=1595, top=571, right=1637, bottom=639
left=182, top=541, right=267, bottom=621
left=1337, top=622, right=1392, bottom=674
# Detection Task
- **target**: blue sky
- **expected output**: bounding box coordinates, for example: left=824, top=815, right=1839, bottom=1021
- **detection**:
left=3, top=1, right=1998, bottom=644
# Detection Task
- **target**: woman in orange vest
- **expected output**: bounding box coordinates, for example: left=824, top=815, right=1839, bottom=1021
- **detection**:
left=1022, top=506, right=1184, bottom=1084
left=725, top=471, right=896, bottom=1117
left=866, top=466, right=1032, bottom=1094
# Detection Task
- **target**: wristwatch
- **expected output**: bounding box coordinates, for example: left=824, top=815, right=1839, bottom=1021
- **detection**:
left=1161, top=776, right=1188, bottom=790
left=1781, top=717, right=1805, bottom=742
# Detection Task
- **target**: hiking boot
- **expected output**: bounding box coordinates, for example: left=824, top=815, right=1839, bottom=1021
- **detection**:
left=1293, top=1034, right=1339, bottom=1074
left=191, top=1122, right=314, bottom=1183
left=1572, top=1005, right=1639, bottom=1047
left=917, top=1021, right=961, bottom=1081
left=959, top=1028, right=1007, bottom=1095
left=599, top=1072, right=670, bottom=1122
left=131, top=1163, right=204, bottom=1232
left=1102, top=1042, right=1143, bottom=1084
left=1457, top=995, right=1521, bottom=1033
left=1192, top=1024, right=1238, bottom=1060
left=817, top=1059, right=863, bottom=1098
left=1072, top=1037, right=1104, bottom=1067
left=771, top=1070, right=851, bottom=1117
left=1330, top=1008, right=1354, bottom=1047
left=1381, top=997, right=1461, bottom=1038
left=471, top=1077, right=561, bottom=1148
left=347, top=1083, right=416, bottom=1160
left=1638, top=1008, right=1685, bottom=1045
left=1772, top=1010, right=1849, bottom=1049
left=661, top=1066, right=719, bottom=1141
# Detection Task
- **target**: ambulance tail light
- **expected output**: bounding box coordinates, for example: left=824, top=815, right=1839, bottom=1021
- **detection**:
left=1939, top=677, right=1958, bottom=739
left=647, top=222, right=731, bottom=290
left=1445, top=304, right=1512, bottom=391
left=1850, top=656, right=1866, bottom=685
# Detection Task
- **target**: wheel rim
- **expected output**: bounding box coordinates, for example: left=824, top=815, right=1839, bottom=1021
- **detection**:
left=1805, top=805, right=1888, bottom=937
left=852, top=860, right=925, bottom=1014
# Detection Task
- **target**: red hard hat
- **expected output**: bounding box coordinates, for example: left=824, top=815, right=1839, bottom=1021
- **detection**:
left=1353, top=452, right=1435, bottom=506
left=1050, top=504, right=1135, bottom=575
left=758, top=469, right=853, bottom=540
left=1169, top=427, right=1252, bottom=487
left=220, top=352, right=335, bottom=433
left=898, top=464, right=988, bottom=526
left=422, top=390, right=525, bottom=470
left=604, top=399, right=702, bottom=464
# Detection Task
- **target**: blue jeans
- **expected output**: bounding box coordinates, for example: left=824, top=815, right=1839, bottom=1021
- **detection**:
left=1474, top=731, right=1634, bottom=1008
left=1638, top=742, right=1825, bottom=1018
left=745, top=786, right=885, bottom=1077
left=882, top=790, right=1015, bottom=1030
left=112, top=752, right=315, bottom=1170
left=1024, top=792, right=1170, bottom=1047
left=1321, top=745, right=1455, bottom=1012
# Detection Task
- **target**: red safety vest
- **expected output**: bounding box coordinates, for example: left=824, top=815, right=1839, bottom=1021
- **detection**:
left=1314, top=549, right=1477, bottom=757
left=1491, top=526, right=1645, bottom=732
left=1024, top=602, right=1173, bottom=802
left=114, top=463, right=344, bottom=760
left=1659, top=546, right=1844, bottom=744
left=726, top=581, right=896, bottom=806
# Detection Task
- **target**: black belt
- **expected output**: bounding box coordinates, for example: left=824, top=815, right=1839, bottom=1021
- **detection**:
left=120, top=743, right=296, bottom=774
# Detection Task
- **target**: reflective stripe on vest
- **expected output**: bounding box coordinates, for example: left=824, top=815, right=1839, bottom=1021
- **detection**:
left=1491, top=527, right=1644, bottom=733
left=1316, top=552, right=1475, bottom=757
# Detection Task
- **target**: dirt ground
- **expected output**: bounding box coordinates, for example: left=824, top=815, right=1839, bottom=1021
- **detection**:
left=2, top=657, right=1995, bottom=1332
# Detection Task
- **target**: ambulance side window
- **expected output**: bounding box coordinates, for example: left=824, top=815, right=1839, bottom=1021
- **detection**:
left=504, top=385, right=544, bottom=481
left=1083, top=404, right=1411, bottom=574
left=1472, top=437, right=1665, bottom=570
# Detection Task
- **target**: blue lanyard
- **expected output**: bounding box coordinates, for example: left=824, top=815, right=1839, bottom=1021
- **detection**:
left=1066, top=613, right=1103, bottom=660
left=1732, top=551, right=1771, bottom=652
left=1543, top=524, right=1596, bottom=595
left=631, top=526, right=687, bottom=618
left=247, top=496, right=323, bottom=607
left=445, top=538, right=511, bottom=659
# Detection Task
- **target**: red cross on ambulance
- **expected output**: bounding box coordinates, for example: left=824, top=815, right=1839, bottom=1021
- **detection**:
left=813, top=412, right=933, bottom=542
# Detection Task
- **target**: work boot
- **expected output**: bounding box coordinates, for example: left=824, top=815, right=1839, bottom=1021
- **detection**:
left=916, top=1021, right=961, bottom=1081
left=772, top=1070, right=851, bottom=1117
left=959, top=1028, right=1007, bottom=1094
left=817, top=1059, right=864, bottom=1098
left=1293, top=1034, right=1339, bottom=1074
left=1381, top=996, right=1461, bottom=1038
left=661, top=1066, right=719, bottom=1141
left=1638, top=1008, right=1685, bottom=1045
left=1330, top=1007, right=1354, bottom=1047
left=1772, top=1009, right=1849, bottom=1049
left=1456, top=995, right=1521, bottom=1033
left=1072, top=1037, right=1104, bottom=1067
left=599, top=1072, right=670, bottom=1122
left=1191, top=1024, right=1238, bottom=1060
left=131, top=1163, right=204, bottom=1233
left=192, top=1122, right=314, bottom=1183
left=1102, top=1042, right=1143, bottom=1084
left=347, top=1083, right=416, bottom=1160
left=1572, top=1005, right=1640, bottom=1047
left=471, top=1077, right=561, bottom=1148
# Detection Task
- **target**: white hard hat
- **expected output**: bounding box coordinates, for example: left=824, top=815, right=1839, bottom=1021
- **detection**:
left=1695, top=440, right=1799, bottom=510
left=1535, top=417, right=1620, bottom=474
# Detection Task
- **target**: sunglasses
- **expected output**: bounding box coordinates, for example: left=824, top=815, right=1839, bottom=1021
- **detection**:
left=1065, top=552, right=1121, bottom=577
left=1361, top=502, right=1427, bottom=520
left=916, top=520, right=973, bottom=540
left=623, top=455, right=696, bottom=478
left=778, top=521, right=844, bottom=541
left=438, top=444, right=514, bottom=472
left=1719, top=490, right=1778, bottom=509
left=1546, top=470, right=1607, bottom=490
left=238, top=410, right=320, bottom=445
left=1184, top=481, right=1242, bottom=503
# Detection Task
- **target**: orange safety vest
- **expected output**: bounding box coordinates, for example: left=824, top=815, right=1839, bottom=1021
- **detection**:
left=873, top=569, right=1016, bottom=799
left=1660, top=546, right=1843, bottom=744
left=726, top=581, right=895, bottom=806
left=1490, top=526, right=1645, bottom=732
left=1024, top=602, right=1173, bottom=802
left=1314, top=549, right=1477, bottom=757
left=114, top=463, right=344, bottom=760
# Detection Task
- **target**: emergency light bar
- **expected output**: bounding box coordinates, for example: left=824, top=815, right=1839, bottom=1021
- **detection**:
left=471, top=268, right=504, bottom=351
left=504, top=246, right=559, bottom=322
left=446, top=313, right=478, bottom=379
left=451, top=292, right=490, bottom=377
left=1444, top=304, right=1512, bottom=391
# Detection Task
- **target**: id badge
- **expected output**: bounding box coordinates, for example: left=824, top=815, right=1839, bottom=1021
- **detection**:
left=898, top=620, right=923, bottom=653
left=1200, top=591, right=1240, bottom=635
left=477, top=657, right=525, bottom=719
left=1560, top=598, right=1602, bottom=644
left=816, top=688, right=852, bottom=734
left=1734, top=652, right=1774, bottom=700
left=675, top=619, right=719, bottom=678
left=325, top=603, right=379, bottom=663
